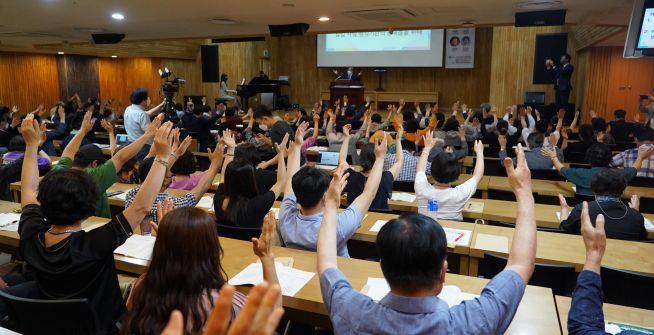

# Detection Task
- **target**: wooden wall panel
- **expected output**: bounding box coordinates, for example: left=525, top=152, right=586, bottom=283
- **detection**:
left=0, top=52, right=60, bottom=112
left=489, top=26, right=573, bottom=111
left=97, top=57, right=163, bottom=110
left=57, top=55, right=99, bottom=101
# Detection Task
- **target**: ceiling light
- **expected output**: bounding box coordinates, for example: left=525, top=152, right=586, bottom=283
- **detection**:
left=462, top=21, right=475, bottom=27
left=111, top=55, right=117, bottom=58
left=57, top=51, right=64, bottom=55
left=111, top=13, right=125, bottom=20
left=514, top=1, right=563, bottom=10
left=74, top=27, right=105, bottom=33
left=208, top=18, right=239, bottom=25
left=318, top=16, right=330, bottom=22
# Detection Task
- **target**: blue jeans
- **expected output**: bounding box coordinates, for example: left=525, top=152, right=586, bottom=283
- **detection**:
left=568, top=271, right=641, bottom=335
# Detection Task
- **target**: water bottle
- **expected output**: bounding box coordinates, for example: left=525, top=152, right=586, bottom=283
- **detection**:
left=427, top=199, right=439, bottom=220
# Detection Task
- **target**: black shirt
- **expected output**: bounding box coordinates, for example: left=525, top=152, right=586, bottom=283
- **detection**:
left=255, top=169, right=277, bottom=193
left=609, top=120, right=634, bottom=138
left=560, top=200, right=646, bottom=241
left=345, top=168, right=394, bottom=211
left=269, top=121, right=293, bottom=147
left=182, top=113, right=219, bottom=151
left=18, top=204, right=133, bottom=333
left=214, top=186, right=276, bottom=228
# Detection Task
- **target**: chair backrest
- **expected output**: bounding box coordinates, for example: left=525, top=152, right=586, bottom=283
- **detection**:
left=480, top=253, right=577, bottom=296
left=217, top=224, right=262, bottom=241
left=573, top=193, right=595, bottom=206
left=629, top=176, right=654, bottom=188
left=530, top=169, right=565, bottom=181
left=392, top=181, right=414, bottom=192
left=601, top=266, right=654, bottom=310
left=0, top=290, right=98, bottom=335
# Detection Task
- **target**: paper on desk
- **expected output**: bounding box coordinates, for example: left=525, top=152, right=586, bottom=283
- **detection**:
left=0, top=213, right=21, bottom=231
left=474, top=234, right=509, bottom=254
left=464, top=201, right=484, bottom=213
left=229, top=262, right=315, bottom=297
left=369, top=220, right=387, bottom=232
left=83, top=222, right=105, bottom=232
left=114, top=235, right=156, bottom=261
left=390, top=192, right=416, bottom=203
left=644, top=218, right=654, bottom=230
left=51, top=160, right=59, bottom=165
left=93, top=143, right=111, bottom=149
left=444, top=227, right=472, bottom=247
left=196, top=196, right=214, bottom=211
left=605, top=321, right=654, bottom=334
left=111, top=191, right=130, bottom=201
left=556, top=212, right=561, bottom=221
left=361, top=278, right=478, bottom=307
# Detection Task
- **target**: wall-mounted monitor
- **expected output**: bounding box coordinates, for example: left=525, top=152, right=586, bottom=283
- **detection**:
left=624, top=0, right=654, bottom=58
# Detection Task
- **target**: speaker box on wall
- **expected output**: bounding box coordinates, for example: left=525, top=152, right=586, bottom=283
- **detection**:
left=533, top=33, right=568, bottom=85
left=515, top=10, right=566, bottom=27
left=268, top=23, right=310, bottom=37
left=91, top=33, right=125, bottom=44
left=200, top=45, right=219, bottom=83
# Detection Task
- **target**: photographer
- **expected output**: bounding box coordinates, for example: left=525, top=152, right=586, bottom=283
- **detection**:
left=124, top=87, right=165, bottom=160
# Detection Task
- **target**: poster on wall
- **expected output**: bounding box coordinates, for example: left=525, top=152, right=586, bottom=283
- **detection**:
left=445, top=28, right=475, bottom=68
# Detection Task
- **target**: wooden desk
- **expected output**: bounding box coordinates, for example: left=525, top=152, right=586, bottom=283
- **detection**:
left=468, top=224, right=654, bottom=277
left=556, top=296, right=654, bottom=334
left=319, top=90, right=439, bottom=106
left=482, top=199, right=560, bottom=229
left=489, top=176, right=575, bottom=197
left=114, top=236, right=559, bottom=333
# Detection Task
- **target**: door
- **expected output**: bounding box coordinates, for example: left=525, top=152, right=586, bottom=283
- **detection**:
left=605, top=49, right=630, bottom=118
left=625, top=57, right=654, bottom=119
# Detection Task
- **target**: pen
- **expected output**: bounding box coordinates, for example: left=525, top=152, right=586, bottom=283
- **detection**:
left=454, top=232, right=465, bottom=242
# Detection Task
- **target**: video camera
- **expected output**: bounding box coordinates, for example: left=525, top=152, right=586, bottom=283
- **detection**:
left=159, top=67, right=186, bottom=124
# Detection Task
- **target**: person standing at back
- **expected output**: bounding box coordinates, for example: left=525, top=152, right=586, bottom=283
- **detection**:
left=546, top=53, right=574, bottom=115
left=123, top=87, right=164, bottom=160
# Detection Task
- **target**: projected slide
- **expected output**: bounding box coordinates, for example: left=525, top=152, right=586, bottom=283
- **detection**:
left=638, top=8, right=654, bottom=48
left=317, top=29, right=444, bottom=67
left=325, top=30, right=432, bottom=52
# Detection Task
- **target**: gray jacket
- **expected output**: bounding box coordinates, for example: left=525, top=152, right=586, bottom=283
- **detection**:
left=499, top=146, right=564, bottom=170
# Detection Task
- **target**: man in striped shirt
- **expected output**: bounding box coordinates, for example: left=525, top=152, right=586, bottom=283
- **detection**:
left=609, top=127, right=654, bottom=177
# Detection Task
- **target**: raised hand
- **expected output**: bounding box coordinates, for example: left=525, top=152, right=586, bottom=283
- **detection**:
left=396, top=124, right=404, bottom=140
left=326, top=164, right=350, bottom=208
left=223, top=129, right=236, bottom=148
left=275, top=133, right=289, bottom=156
left=294, top=121, right=309, bottom=146
left=20, top=114, right=41, bottom=148
left=422, top=130, right=436, bottom=150
left=101, top=119, right=114, bottom=134
left=312, top=113, right=320, bottom=123
left=150, top=197, right=174, bottom=233
left=504, top=144, right=532, bottom=194
left=342, top=124, right=352, bottom=138
left=558, top=194, right=570, bottom=214
left=473, top=140, right=484, bottom=156
left=628, top=194, right=640, bottom=210
left=580, top=202, right=606, bottom=274
left=80, top=111, right=94, bottom=134
left=154, top=122, right=174, bottom=159
left=252, top=211, right=276, bottom=258
left=374, top=133, right=388, bottom=159
left=637, top=145, right=654, bottom=160
left=541, top=147, right=557, bottom=160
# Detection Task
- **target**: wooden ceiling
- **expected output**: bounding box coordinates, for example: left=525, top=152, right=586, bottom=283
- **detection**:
left=34, top=39, right=209, bottom=60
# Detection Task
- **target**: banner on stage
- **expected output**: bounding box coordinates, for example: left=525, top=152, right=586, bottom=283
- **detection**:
left=445, top=28, right=475, bottom=69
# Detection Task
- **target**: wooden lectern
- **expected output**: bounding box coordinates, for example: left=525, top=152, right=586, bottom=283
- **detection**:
left=329, top=80, right=364, bottom=107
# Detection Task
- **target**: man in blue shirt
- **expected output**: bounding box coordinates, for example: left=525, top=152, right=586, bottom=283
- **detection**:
left=123, top=87, right=164, bottom=159
left=278, top=122, right=384, bottom=257
left=317, top=145, right=538, bottom=334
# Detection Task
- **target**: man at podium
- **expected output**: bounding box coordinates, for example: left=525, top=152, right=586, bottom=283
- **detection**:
left=333, top=67, right=362, bottom=81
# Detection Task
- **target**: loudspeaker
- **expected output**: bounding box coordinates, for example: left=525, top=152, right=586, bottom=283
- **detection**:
left=515, top=10, right=566, bottom=27
left=533, top=33, right=568, bottom=84
left=91, top=33, right=125, bottom=44
left=268, top=23, right=310, bottom=37
left=200, top=45, right=219, bottom=83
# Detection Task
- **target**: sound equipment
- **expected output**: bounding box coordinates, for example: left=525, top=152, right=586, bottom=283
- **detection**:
left=200, top=45, right=219, bottom=83
left=268, top=23, right=310, bottom=37
left=532, top=33, right=568, bottom=84
left=515, top=10, right=566, bottom=27
left=91, top=33, right=125, bottom=44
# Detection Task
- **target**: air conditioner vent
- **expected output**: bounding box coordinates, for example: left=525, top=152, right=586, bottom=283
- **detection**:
left=343, top=8, right=419, bottom=22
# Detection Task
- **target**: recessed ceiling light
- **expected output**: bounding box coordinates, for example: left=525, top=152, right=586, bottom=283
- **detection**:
left=57, top=51, right=64, bottom=55
left=111, top=55, right=117, bottom=58
left=514, top=1, right=562, bottom=10
left=208, top=18, right=239, bottom=25
left=318, top=16, right=330, bottom=22
left=111, top=13, right=125, bottom=20
left=462, top=21, right=475, bottom=27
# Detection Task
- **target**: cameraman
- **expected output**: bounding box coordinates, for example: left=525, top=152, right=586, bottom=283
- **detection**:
left=124, top=87, right=165, bottom=159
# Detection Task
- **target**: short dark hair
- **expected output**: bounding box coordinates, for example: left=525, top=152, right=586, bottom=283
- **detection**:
left=472, top=111, right=483, bottom=122
left=634, top=126, right=654, bottom=142
left=527, top=132, right=545, bottom=148
left=401, top=139, right=416, bottom=153
left=130, top=88, right=149, bottom=105
left=291, top=166, right=330, bottom=209
left=405, top=119, right=419, bottom=133
left=170, top=151, right=197, bottom=176
left=435, top=113, right=446, bottom=129
left=8, top=136, right=25, bottom=152
left=443, top=118, right=460, bottom=132
left=591, top=117, right=607, bottom=132
left=586, top=143, right=612, bottom=167
left=234, top=143, right=262, bottom=166
left=480, top=103, right=492, bottom=113
left=137, top=157, right=156, bottom=181
left=497, top=120, right=509, bottom=135
left=376, top=212, right=447, bottom=292
left=535, top=119, right=549, bottom=134
left=225, top=107, right=236, bottom=118
left=591, top=169, right=626, bottom=198
left=429, top=152, right=461, bottom=183
left=253, top=105, right=272, bottom=119
left=358, top=143, right=376, bottom=172
left=371, top=113, right=382, bottom=123
left=402, top=111, right=414, bottom=122
left=614, top=109, right=627, bottom=119
left=579, top=124, right=594, bottom=142
left=192, top=107, right=203, bottom=116
left=38, top=169, right=98, bottom=226
left=562, top=53, right=571, bottom=61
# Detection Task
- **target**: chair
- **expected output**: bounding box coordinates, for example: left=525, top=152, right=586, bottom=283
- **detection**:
left=392, top=181, right=414, bottom=192
left=217, top=224, right=262, bottom=241
left=479, top=253, right=576, bottom=296
left=530, top=169, right=564, bottom=181
left=0, top=290, right=99, bottom=335
left=573, top=193, right=595, bottom=206
left=629, top=176, right=654, bottom=188
left=483, top=158, right=507, bottom=177
left=564, top=152, right=587, bottom=164
left=600, top=266, right=654, bottom=310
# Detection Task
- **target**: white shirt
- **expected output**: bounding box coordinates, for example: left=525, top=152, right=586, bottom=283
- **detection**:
left=123, top=104, right=151, bottom=144
left=414, top=171, right=478, bottom=221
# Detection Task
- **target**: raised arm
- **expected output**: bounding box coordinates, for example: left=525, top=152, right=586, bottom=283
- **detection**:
left=317, top=164, right=349, bottom=275
left=388, top=125, right=404, bottom=178
left=190, top=144, right=224, bottom=201
left=541, top=147, right=565, bottom=172
left=122, top=122, right=174, bottom=229
left=111, top=114, right=164, bottom=172
left=471, top=140, right=485, bottom=183
left=503, top=144, right=536, bottom=284
left=283, top=122, right=309, bottom=198
left=569, top=110, right=580, bottom=132
left=219, top=129, right=235, bottom=183
left=350, top=134, right=386, bottom=214
left=268, top=134, right=289, bottom=198
left=252, top=212, right=282, bottom=308
left=633, top=146, right=654, bottom=171
left=144, top=100, right=164, bottom=117
left=338, top=124, right=351, bottom=169
left=20, top=115, right=41, bottom=207
left=416, top=130, right=435, bottom=173
left=100, top=119, right=117, bottom=156
left=61, top=111, right=93, bottom=160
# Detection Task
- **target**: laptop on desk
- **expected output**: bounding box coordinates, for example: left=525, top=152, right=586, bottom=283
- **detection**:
left=314, top=151, right=339, bottom=170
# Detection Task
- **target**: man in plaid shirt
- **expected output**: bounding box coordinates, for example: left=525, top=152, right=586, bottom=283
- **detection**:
left=609, top=127, right=654, bottom=177
left=383, top=140, right=432, bottom=182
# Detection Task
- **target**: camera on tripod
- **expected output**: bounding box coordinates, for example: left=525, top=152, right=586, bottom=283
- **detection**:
left=159, top=67, right=186, bottom=123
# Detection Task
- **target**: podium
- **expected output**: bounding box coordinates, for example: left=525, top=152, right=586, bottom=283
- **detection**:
left=329, top=80, right=364, bottom=107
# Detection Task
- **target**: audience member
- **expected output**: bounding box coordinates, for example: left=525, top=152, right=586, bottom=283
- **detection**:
left=609, top=109, right=634, bottom=138
left=169, top=151, right=204, bottom=190
left=500, top=133, right=563, bottom=170
left=123, top=87, right=164, bottom=159
left=609, top=126, right=654, bottom=177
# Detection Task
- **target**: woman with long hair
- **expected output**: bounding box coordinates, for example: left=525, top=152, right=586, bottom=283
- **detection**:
left=219, top=73, right=240, bottom=109
left=122, top=206, right=280, bottom=335
left=213, top=131, right=288, bottom=228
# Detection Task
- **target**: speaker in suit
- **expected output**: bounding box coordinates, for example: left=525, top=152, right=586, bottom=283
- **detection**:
left=333, top=67, right=362, bottom=81
left=546, top=54, right=574, bottom=114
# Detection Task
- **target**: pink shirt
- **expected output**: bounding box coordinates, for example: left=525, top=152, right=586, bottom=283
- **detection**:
left=169, top=171, right=207, bottom=190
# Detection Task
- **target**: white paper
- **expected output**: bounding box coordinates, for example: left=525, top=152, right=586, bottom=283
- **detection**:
left=362, top=278, right=478, bottom=307
left=229, top=262, right=315, bottom=297
left=390, top=192, right=416, bottom=203
left=51, top=160, right=59, bottom=165
left=369, top=220, right=388, bottom=232
left=556, top=212, right=561, bottom=221
left=93, top=143, right=111, bottom=149
left=444, top=227, right=472, bottom=246
left=114, top=235, right=156, bottom=261
left=314, top=164, right=338, bottom=170
left=604, top=323, right=621, bottom=334
left=0, top=213, right=21, bottom=231
left=111, top=191, right=130, bottom=201
left=196, top=196, right=214, bottom=211
left=644, top=217, right=654, bottom=230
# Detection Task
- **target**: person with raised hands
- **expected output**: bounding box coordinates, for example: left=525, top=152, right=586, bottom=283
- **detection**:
left=125, top=129, right=223, bottom=227
left=124, top=205, right=281, bottom=334
left=278, top=120, right=383, bottom=257
left=18, top=118, right=178, bottom=334
left=415, top=130, right=485, bottom=221
left=317, top=144, right=536, bottom=334
left=100, top=118, right=117, bottom=156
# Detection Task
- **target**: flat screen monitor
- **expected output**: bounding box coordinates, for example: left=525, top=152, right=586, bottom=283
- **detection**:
left=625, top=0, right=654, bottom=57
